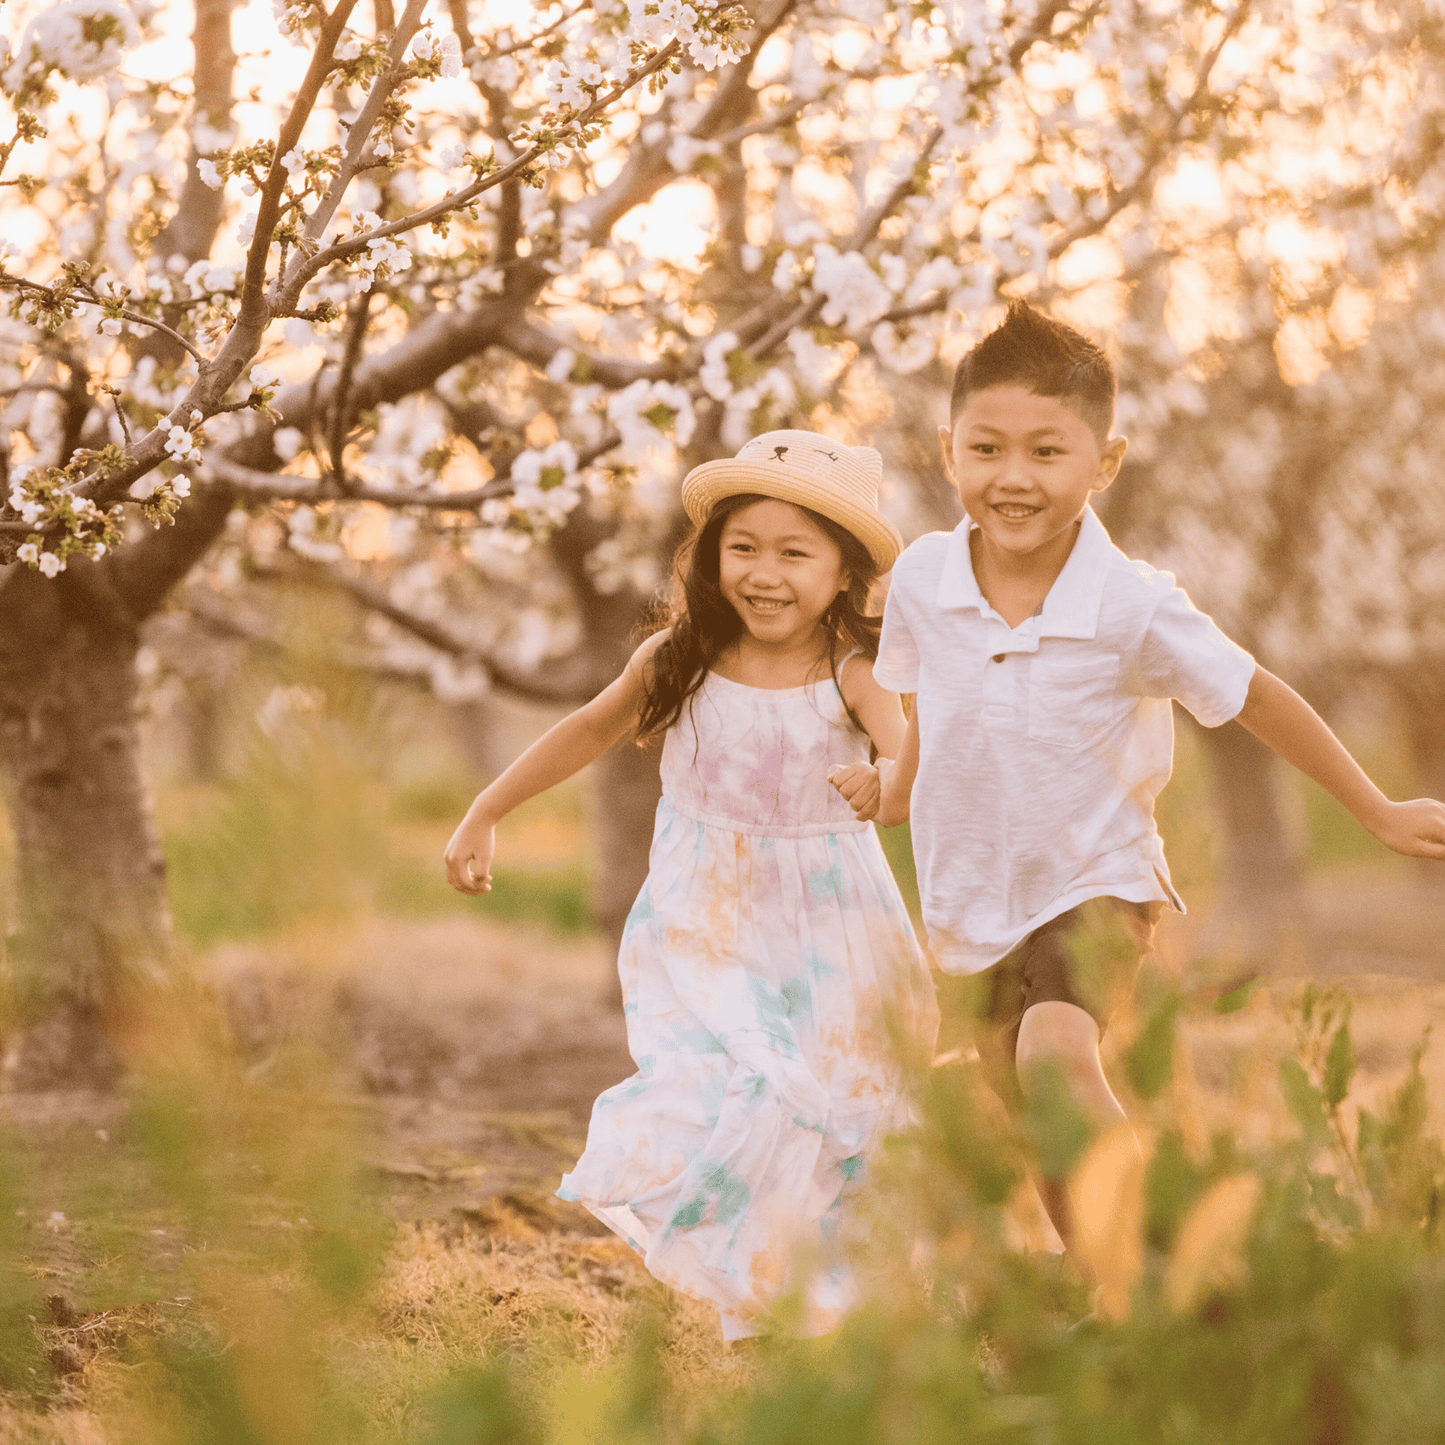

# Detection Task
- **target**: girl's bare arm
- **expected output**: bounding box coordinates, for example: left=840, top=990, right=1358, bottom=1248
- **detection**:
left=443, top=631, right=668, bottom=894
left=839, top=653, right=908, bottom=759
left=829, top=659, right=909, bottom=822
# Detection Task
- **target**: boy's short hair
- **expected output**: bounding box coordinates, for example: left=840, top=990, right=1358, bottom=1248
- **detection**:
left=949, top=301, right=1116, bottom=443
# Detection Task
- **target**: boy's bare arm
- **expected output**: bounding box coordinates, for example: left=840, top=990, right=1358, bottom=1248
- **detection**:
left=1234, top=666, right=1445, bottom=859
left=829, top=692, right=919, bottom=826
left=876, top=698, right=920, bottom=828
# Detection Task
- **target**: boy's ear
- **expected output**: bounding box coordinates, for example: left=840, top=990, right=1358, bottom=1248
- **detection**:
left=1092, top=435, right=1128, bottom=493
left=938, top=425, right=956, bottom=484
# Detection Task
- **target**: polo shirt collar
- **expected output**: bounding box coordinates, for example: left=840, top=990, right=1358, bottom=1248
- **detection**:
left=935, top=504, right=1114, bottom=640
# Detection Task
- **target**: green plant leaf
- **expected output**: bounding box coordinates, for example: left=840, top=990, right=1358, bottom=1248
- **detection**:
left=1213, top=976, right=1259, bottom=1014
left=1324, top=1015, right=1357, bottom=1108
left=1279, top=1057, right=1327, bottom=1139
left=1126, top=991, right=1180, bottom=1101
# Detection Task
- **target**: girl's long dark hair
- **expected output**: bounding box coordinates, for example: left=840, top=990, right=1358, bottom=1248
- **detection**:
left=635, top=492, right=884, bottom=747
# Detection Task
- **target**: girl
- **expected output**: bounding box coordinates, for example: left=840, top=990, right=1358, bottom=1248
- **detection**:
left=444, top=430, right=937, bottom=1340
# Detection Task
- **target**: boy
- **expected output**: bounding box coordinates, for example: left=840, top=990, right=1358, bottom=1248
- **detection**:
left=833, top=301, right=1445, bottom=1256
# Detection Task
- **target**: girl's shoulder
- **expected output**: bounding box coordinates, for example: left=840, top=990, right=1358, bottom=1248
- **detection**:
left=622, top=627, right=674, bottom=688
left=628, top=627, right=672, bottom=666
left=836, top=647, right=878, bottom=696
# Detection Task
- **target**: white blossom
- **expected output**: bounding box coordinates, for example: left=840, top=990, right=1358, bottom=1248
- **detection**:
left=699, top=331, right=740, bottom=400
left=812, top=244, right=892, bottom=330
left=273, top=427, right=304, bottom=460
left=197, top=158, right=223, bottom=190
left=787, top=330, right=848, bottom=392
left=38, top=551, right=64, bottom=577
left=8, top=0, right=136, bottom=84
left=544, top=61, right=586, bottom=109
left=288, top=507, right=344, bottom=560
left=607, top=379, right=697, bottom=462
left=871, top=320, right=936, bottom=374
left=164, top=424, right=200, bottom=463
left=546, top=348, right=577, bottom=384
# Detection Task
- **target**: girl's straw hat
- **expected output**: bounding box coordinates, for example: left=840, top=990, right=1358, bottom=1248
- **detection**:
left=680, top=429, right=903, bottom=571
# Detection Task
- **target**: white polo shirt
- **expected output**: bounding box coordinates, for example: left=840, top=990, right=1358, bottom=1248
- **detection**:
left=875, top=506, right=1256, bottom=975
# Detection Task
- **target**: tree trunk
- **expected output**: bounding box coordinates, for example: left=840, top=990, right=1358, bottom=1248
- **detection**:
left=1192, top=718, right=1310, bottom=970
left=0, top=572, right=170, bottom=1088
left=1396, top=676, right=1445, bottom=893
left=592, top=737, right=663, bottom=965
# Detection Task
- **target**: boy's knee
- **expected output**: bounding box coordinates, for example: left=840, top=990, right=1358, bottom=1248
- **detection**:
left=1015, top=1001, right=1101, bottom=1087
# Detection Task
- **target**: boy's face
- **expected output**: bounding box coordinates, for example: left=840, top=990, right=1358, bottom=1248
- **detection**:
left=940, top=385, right=1127, bottom=567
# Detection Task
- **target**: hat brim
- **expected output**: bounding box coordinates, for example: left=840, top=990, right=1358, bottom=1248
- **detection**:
left=680, top=461, right=903, bottom=572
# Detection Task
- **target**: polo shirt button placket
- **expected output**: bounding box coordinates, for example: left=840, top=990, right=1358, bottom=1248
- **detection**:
left=982, top=647, right=1014, bottom=724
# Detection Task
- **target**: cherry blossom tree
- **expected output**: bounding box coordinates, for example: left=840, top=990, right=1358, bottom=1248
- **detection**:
left=3, top=0, right=1440, bottom=1081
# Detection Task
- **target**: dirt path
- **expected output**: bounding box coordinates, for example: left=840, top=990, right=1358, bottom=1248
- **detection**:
left=196, top=875, right=1445, bottom=1229
left=205, top=915, right=635, bottom=1226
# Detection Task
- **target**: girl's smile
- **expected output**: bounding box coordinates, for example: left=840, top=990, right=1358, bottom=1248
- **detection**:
left=718, top=499, right=848, bottom=648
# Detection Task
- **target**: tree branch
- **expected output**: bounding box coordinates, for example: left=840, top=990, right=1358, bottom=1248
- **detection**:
left=238, top=0, right=361, bottom=327
left=288, top=0, right=431, bottom=266
left=493, top=313, right=678, bottom=388
left=328, top=284, right=376, bottom=491
left=259, top=557, right=597, bottom=701
left=156, top=0, right=239, bottom=268
left=279, top=38, right=685, bottom=304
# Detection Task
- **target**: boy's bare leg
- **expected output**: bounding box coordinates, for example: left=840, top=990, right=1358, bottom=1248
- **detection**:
left=1014, top=999, right=1134, bottom=1253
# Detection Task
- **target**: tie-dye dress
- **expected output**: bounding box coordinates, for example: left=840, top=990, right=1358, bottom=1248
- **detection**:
left=558, top=663, right=938, bottom=1339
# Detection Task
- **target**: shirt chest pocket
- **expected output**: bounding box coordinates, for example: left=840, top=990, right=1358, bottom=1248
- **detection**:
left=1027, top=655, right=1121, bottom=749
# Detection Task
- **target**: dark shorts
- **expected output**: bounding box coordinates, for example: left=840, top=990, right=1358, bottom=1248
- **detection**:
left=937, top=897, right=1161, bottom=1076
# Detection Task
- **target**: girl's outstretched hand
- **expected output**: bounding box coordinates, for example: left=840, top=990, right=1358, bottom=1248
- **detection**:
left=829, top=763, right=881, bottom=821
left=444, top=814, right=497, bottom=894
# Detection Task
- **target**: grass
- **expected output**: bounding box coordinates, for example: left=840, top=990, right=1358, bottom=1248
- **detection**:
left=160, top=716, right=597, bottom=950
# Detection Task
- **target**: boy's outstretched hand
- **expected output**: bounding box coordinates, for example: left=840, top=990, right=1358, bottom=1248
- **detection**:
left=829, top=763, right=882, bottom=821
left=1367, top=797, right=1445, bottom=859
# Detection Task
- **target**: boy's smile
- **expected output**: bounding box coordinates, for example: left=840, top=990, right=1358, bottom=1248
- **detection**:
left=940, top=385, right=1126, bottom=590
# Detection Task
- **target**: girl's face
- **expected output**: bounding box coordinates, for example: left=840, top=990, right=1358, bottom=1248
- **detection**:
left=717, top=499, right=848, bottom=648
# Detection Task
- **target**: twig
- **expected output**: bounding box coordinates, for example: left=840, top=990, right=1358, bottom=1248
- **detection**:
left=101, top=384, right=133, bottom=444
left=0, top=278, right=210, bottom=365
left=278, top=38, right=684, bottom=304
left=238, top=0, right=362, bottom=325
left=289, top=0, right=432, bottom=266
left=328, top=285, right=376, bottom=491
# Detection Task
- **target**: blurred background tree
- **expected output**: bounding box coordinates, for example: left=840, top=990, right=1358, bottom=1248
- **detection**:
left=1, top=0, right=1444, bottom=1087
